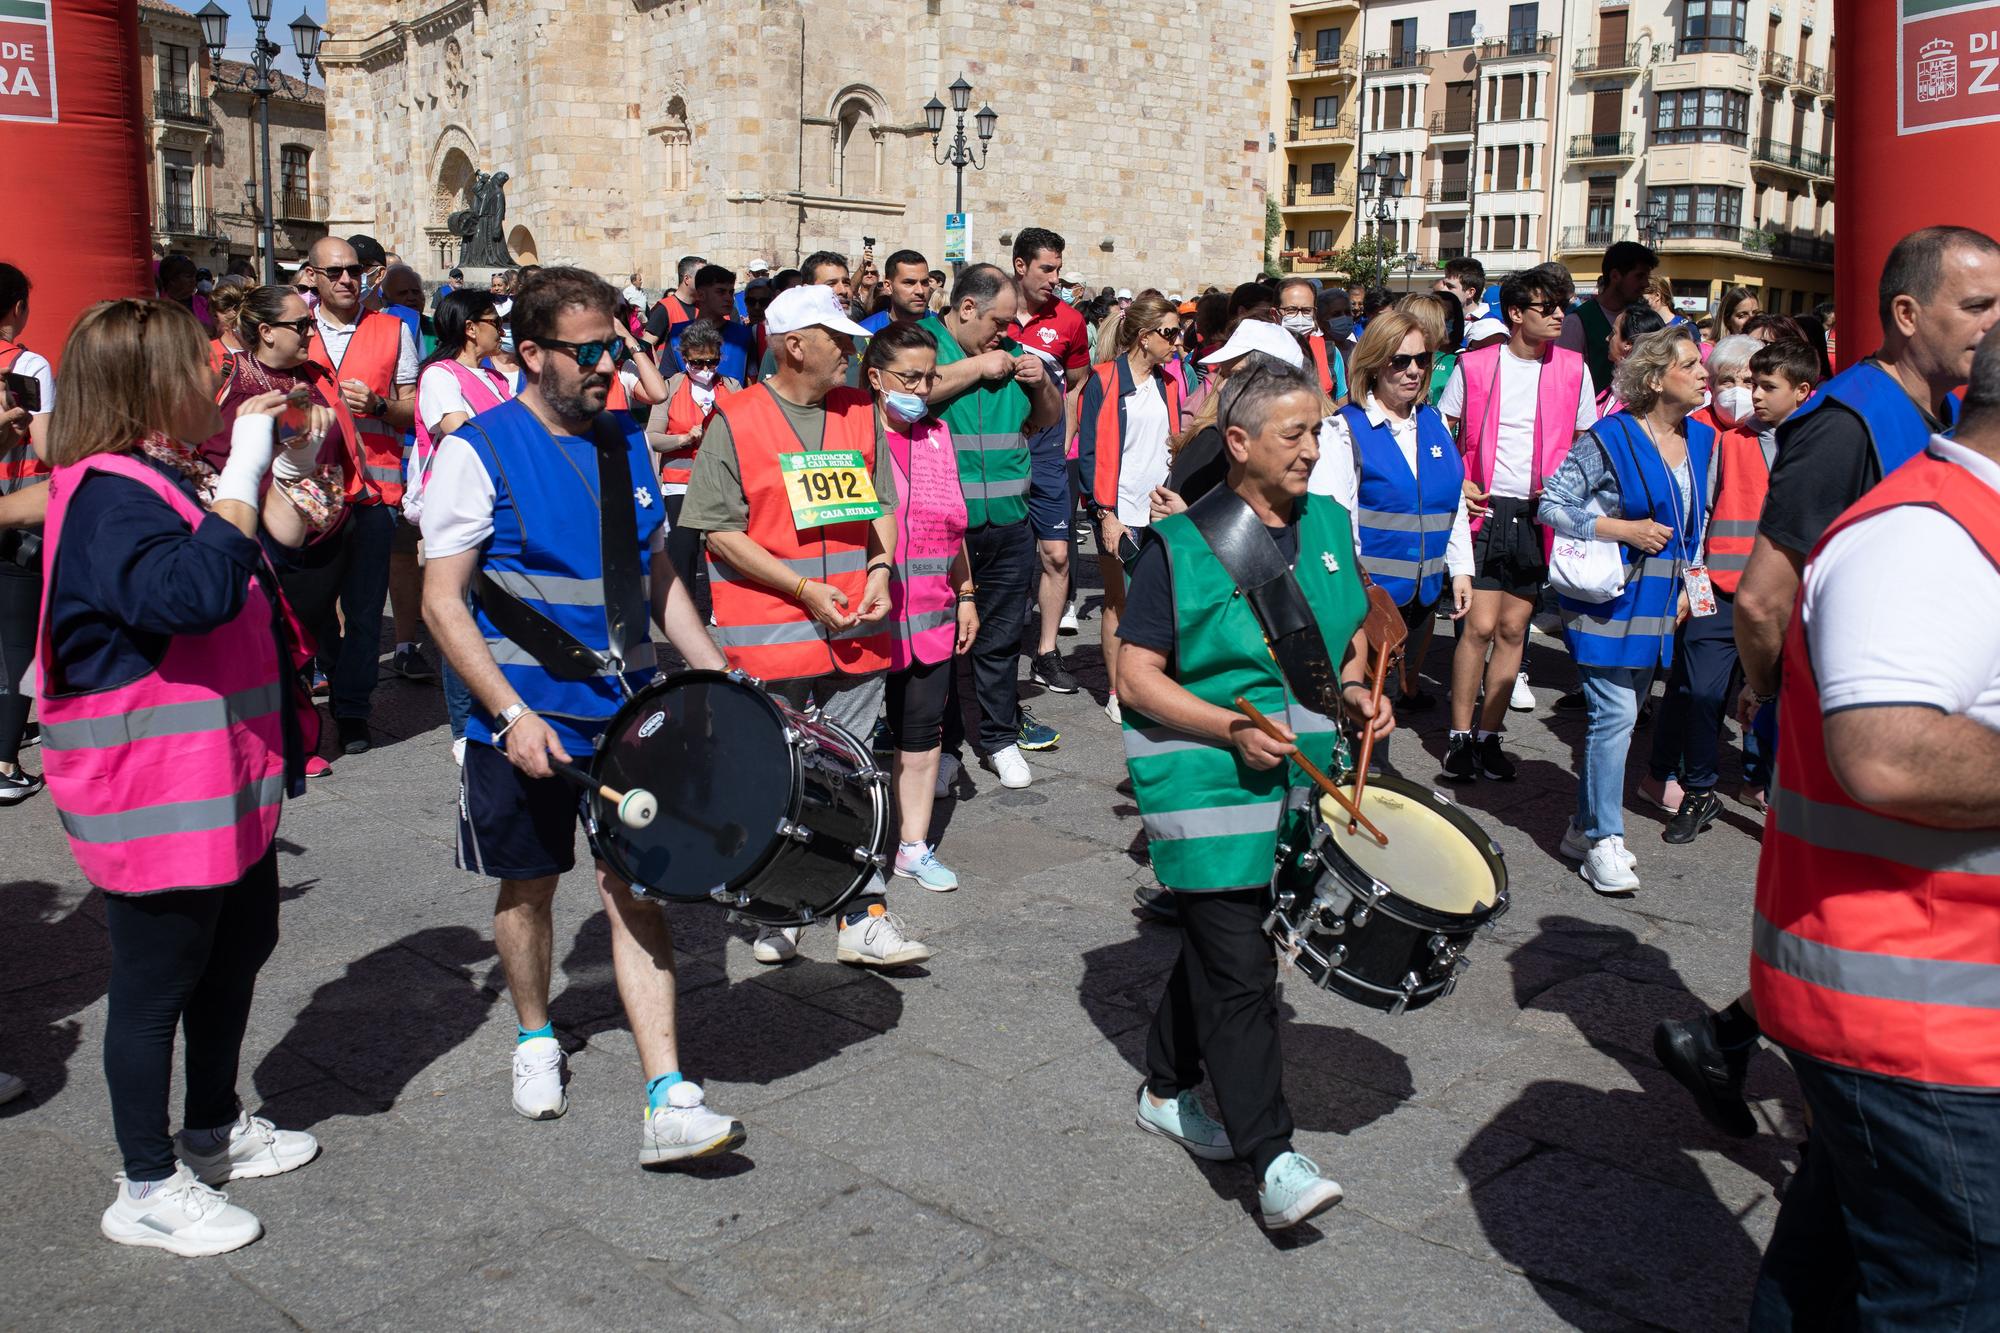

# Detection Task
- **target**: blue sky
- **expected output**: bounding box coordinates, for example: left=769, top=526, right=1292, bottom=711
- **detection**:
left=204, top=0, right=325, bottom=81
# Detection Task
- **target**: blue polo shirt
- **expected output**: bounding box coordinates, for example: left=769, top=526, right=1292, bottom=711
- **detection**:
left=670, top=320, right=758, bottom=385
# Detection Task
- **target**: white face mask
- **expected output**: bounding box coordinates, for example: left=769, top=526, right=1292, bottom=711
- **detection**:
left=689, top=367, right=718, bottom=388
left=1713, top=385, right=1754, bottom=426
left=1281, top=313, right=1317, bottom=336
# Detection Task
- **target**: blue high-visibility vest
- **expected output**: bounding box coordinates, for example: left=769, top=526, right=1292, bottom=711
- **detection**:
left=1779, top=358, right=1958, bottom=475
left=1342, top=402, right=1463, bottom=607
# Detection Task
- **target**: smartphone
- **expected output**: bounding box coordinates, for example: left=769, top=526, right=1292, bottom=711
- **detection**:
left=3, top=371, right=39, bottom=415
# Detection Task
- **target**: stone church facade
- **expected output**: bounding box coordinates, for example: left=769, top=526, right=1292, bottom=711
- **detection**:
left=319, top=0, right=1274, bottom=293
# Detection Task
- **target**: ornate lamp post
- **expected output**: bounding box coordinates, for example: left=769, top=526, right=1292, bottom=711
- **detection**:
left=924, top=75, right=997, bottom=274
left=1356, top=149, right=1407, bottom=238
left=198, top=0, right=323, bottom=283
left=1641, top=195, right=1669, bottom=249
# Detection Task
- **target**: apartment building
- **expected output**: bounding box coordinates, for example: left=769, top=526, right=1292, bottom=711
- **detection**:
left=1555, top=0, right=1836, bottom=315
left=1275, top=1, right=1364, bottom=271
left=139, top=0, right=224, bottom=262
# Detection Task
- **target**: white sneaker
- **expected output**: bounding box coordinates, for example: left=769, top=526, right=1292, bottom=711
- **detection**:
left=511, top=1035, right=569, bottom=1119
left=1104, top=692, right=1122, bottom=724
left=934, top=752, right=962, bottom=799
left=752, top=925, right=801, bottom=965
left=983, top=743, right=1031, bottom=790
left=1509, top=671, right=1536, bottom=712
left=640, top=1080, right=745, bottom=1166
left=452, top=736, right=467, bottom=767
left=174, top=1111, right=319, bottom=1185
left=1580, top=836, right=1641, bottom=893
left=1559, top=820, right=1637, bottom=866
left=100, top=1163, right=262, bottom=1257
left=836, top=905, right=934, bottom=968
left=1059, top=600, right=1081, bottom=634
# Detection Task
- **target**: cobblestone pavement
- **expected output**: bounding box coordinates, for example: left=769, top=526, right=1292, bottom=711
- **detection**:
left=0, top=601, right=1795, bottom=1331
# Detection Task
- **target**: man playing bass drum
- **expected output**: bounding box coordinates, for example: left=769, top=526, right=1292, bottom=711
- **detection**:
left=1115, top=355, right=1393, bottom=1230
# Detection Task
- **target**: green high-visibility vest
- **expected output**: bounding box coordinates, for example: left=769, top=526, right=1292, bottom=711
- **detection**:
left=923, top=314, right=1032, bottom=528
left=1123, top=495, right=1368, bottom=893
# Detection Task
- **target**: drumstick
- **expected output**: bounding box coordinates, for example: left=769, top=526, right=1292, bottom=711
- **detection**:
left=1233, top=697, right=1388, bottom=847
left=1347, top=638, right=1392, bottom=837
left=552, top=761, right=658, bottom=829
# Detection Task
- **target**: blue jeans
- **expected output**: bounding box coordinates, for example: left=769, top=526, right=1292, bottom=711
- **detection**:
left=1576, top=663, right=1654, bottom=840
left=1647, top=592, right=1767, bottom=792
left=320, top=502, right=394, bottom=721
left=1751, top=1050, right=2000, bottom=1330
left=441, top=659, right=474, bottom=741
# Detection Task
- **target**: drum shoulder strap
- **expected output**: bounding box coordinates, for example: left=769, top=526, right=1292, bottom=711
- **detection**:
left=1184, top=487, right=1340, bottom=716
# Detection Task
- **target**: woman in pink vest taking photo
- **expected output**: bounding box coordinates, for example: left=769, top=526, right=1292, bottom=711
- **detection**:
left=39, top=299, right=325, bottom=1256
left=409, top=289, right=515, bottom=762
left=863, top=322, right=978, bottom=892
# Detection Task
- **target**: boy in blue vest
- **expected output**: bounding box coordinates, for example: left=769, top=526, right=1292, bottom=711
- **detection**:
left=421, top=267, right=747, bottom=1167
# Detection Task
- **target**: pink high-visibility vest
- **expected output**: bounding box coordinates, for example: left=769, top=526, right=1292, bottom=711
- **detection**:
left=884, top=417, right=968, bottom=670
left=408, top=359, right=511, bottom=520
left=37, top=452, right=298, bottom=894
left=1457, top=341, right=1587, bottom=552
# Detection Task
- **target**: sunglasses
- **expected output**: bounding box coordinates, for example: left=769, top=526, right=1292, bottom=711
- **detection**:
left=534, top=337, right=618, bottom=367
left=265, top=316, right=316, bottom=336
left=314, top=264, right=370, bottom=281
left=1150, top=325, right=1184, bottom=342
left=1522, top=300, right=1566, bottom=317
left=1387, top=352, right=1435, bottom=373
left=682, top=356, right=721, bottom=370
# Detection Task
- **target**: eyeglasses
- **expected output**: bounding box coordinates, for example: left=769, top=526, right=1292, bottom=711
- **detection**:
left=1386, top=352, right=1434, bottom=374
left=314, top=264, right=369, bottom=281
left=1522, top=300, right=1566, bottom=317
left=1149, top=325, right=1183, bottom=343
left=879, top=366, right=938, bottom=390
left=1277, top=305, right=1317, bottom=319
left=533, top=337, right=617, bottom=367
left=682, top=356, right=721, bottom=370
left=265, top=316, right=316, bottom=336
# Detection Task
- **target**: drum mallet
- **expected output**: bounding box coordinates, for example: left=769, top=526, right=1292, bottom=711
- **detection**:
left=552, top=762, right=659, bottom=829
left=1234, top=696, right=1388, bottom=847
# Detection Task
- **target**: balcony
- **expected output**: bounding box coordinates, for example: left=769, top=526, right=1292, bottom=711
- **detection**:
left=1290, top=47, right=1359, bottom=80
left=1750, top=140, right=1832, bottom=177
left=1288, top=0, right=1359, bottom=13
left=1285, top=115, right=1359, bottom=146
left=1573, top=42, right=1644, bottom=76
left=1558, top=225, right=1632, bottom=252
left=1760, top=230, right=1836, bottom=267
left=156, top=204, right=223, bottom=237
left=1283, top=181, right=1358, bottom=210
left=1427, top=178, right=1471, bottom=206
left=1655, top=128, right=1750, bottom=147
left=1677, top=35, right=1749, bottom=56
left=1428, top=109, right=1476, bottom=137
left=280, top=191, right=329, bottom=220
left=1364, top=48, right=1433, bottom=73
left=1796, top=61, right=1826, bottom=94
left=1658, top=221, right=1745, bottom=246
left=1568, top=131, right=1637, bottom=160
left=1759, top=51, right=1794, bottom=84
left=154, top=88, right=210, bottom=124
left=1477, top=32, right=1557, bottom=62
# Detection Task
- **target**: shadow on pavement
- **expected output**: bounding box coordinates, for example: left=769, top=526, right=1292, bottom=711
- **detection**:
left=1457, top=914, right=1781, bottom=1331
left=0, top=880, right=106, bottom=1111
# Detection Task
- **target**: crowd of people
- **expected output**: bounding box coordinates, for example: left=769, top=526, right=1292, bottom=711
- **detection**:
left=1, top=215, right=1997, bottom=1320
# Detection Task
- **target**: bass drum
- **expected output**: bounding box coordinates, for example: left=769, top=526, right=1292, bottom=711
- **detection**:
left=588, top=670, right=888, bottom=926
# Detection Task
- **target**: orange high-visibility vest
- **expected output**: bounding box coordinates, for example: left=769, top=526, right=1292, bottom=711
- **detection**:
left=657, top=374, right=730, bottom=487
left=306, top=311, right=405, bottom=508
left=0, top=339, right=48, bottom=491
left=1697, top=407, right=1769, bottom=595
left=704, top=384, right=889, bottom=681
left=1751, top=451, right=2000, bottom=1088
left=1086, top=359, right=1182, bottom=514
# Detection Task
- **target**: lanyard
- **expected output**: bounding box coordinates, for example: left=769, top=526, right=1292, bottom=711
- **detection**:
left=1632, top=415, right=1700, bottom=562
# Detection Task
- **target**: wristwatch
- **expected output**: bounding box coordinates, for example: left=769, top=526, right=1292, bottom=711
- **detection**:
left=367, top=390, right=388, bottom=417
left=494, top=701, right=534, bottom=736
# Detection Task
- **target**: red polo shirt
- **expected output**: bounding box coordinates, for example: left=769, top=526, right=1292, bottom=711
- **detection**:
left=1010, top=298, right=1091, bottom=383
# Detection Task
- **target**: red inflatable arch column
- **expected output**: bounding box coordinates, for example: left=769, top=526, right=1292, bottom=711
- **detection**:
left=0, top=0, right=153, bottom=368
left=1835, top=0, right=2000, bottom=354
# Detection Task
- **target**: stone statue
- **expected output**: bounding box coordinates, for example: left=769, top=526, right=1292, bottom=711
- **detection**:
left=446, top=169, right=512, bottom=267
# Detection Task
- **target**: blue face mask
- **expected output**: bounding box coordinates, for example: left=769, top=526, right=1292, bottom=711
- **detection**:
left=883, top=390, right=928, bottom=424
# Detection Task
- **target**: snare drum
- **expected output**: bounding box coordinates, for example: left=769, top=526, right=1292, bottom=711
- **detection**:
left=1268, top=776, right=1508, bottom=1014
left=588, top=670, right=889, bottom=926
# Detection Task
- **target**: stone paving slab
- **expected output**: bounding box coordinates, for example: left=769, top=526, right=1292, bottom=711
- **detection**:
left=0, top=607, right=1791, bottom=1329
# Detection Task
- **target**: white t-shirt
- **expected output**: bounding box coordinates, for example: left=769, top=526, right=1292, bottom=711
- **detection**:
left=1117, top=377, right=1172, bottom=528
left=7, top=347, right=54, bottom=417
left=621, top=285, right=646, bottom=310
left=312, top=308, right=419, bottom=386
left=1310, top=395, right=1473, bottom=578
left=420, top=428, right=668, bottom=562
left=1801, top=436, right=2000, bottom=729
left=408, top=361, right=515, bottom=520
left=1437, top=346, right=1597, bottom=498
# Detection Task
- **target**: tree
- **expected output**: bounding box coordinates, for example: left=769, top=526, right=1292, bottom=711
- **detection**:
left=1263, top=197, right=1283, bottom=279
left=1329, top=231, right=1403, bottom=289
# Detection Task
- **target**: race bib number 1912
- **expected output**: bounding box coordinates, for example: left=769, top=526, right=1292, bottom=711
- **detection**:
left=779, top=450, right=883, bottom=529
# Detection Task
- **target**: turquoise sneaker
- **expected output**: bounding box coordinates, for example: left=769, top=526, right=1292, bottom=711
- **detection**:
left=1135, top=1087, right=1234, bottom=1161
left=1259, top=1152, right=1343, bottom=1229
left=892, top=842, right=960, bottom=892
left=1017, top=706, right=1060, bottom=751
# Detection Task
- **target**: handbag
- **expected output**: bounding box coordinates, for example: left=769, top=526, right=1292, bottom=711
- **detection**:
left=1546, top=514, right=1629, bottom=603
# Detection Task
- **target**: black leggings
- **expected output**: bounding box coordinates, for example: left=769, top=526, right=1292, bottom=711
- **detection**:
left=885, top=655, right=953, bottom=753
left=0, top=561, right=39, bottom=766
left=103, top=846, right=281, bottom=1181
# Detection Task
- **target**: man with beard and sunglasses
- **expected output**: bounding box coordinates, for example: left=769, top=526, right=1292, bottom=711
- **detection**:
left=419, top=267, right=746, bottom=1165
left=300, top=236, right=421, bottom=757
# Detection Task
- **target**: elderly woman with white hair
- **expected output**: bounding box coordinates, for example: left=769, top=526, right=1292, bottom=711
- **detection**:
left=1539, top=329, right=1713, bottom=893
left=1641, top=334, right=1772, bottom=837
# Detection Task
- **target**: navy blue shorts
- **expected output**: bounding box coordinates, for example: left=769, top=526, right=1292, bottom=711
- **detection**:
left=1025, top=422, right=1075, bottom=543
left=456, top=739, right=588, bottom=880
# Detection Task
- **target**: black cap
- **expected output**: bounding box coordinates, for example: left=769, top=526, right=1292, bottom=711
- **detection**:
left=346, top=233, right=388, bottom=268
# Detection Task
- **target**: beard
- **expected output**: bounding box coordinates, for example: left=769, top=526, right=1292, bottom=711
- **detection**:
left=545, top=371, right=610, bottom=424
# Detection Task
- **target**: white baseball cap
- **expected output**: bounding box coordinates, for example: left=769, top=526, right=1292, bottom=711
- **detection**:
left=1198, top=318, right=1305, bottom=369
left=1116, top=288, right=1134, bottom=301
left=747, top=258, right=771, bottom=273
left=764, top=283, right=873, bottom=338
left=1465, top=315, right=1509, bottom=344
left=1168, top=293, right=1185, bottom=304
left=1061, top=269, right=1083, bottom=284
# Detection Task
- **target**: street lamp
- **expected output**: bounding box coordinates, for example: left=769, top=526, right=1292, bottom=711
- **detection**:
left=1642, top=195, right=1669, bottom=249
left=1357, top=149, right=1406, bottom=263
left=926, top=73, right=997, bottom=273
left=1401, top=250, right=1420, bottom=290
left=201, top=1, right=323, bottom=284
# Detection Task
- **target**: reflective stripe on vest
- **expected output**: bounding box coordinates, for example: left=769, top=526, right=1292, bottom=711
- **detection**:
left=0, top=340, right=49, bottom=492
left=1348, top=403, right=1463, bottom=608
left=1458, top=342, right=1587, bottom=541
left=925, top=314, right=1033, bottom=528
left=1751, top=451, right=2000, bottom=1088
left=1124, top=496, right=1365, bottom=893
left=656, top=375, right=724, bottom=486
left=1557, top=416, right=1712, bottom=670
left=704, top=384, right=890, bottom=680
left=37, top=452, right=292, bottom=894
left=1702, top=414, right=1768, bottom=594
left=308, top=312, right=407, bottom=507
